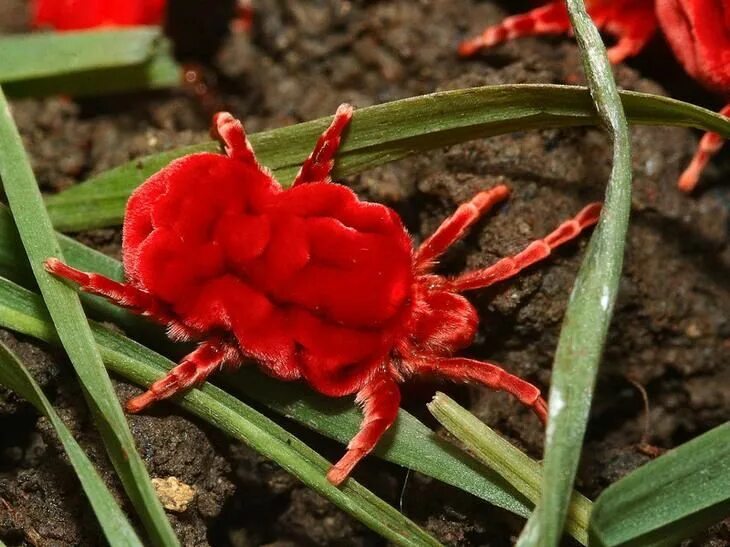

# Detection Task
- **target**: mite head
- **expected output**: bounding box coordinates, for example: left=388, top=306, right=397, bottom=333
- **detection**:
left=404, top=274, right=480, bottom=359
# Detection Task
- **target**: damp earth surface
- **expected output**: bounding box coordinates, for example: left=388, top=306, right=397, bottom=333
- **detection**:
left=0, top=0, right=728, bottom=545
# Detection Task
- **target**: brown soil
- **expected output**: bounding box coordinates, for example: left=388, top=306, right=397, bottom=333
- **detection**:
left=1, top=0, right=728, bottom=545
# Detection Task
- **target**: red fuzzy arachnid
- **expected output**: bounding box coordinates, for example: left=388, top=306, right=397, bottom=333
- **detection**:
left=32, top=0, right=166, bottom=30
left=46, top=105, right=601, bottom=484
left=458, top=0, right=658, bottom=64
left=460, top=0, right=730, bottom=193
left=31, top=0, right=253, bottom=33
left=655, top=0, right=730, bottom=191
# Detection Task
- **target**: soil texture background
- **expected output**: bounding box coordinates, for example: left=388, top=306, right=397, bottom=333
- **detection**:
left=0, top=0, right=728, bottom=545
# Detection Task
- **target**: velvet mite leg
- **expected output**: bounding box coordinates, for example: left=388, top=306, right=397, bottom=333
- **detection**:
left=459, top=0, right=657, bottom=63
left=416, top=357, right=547, bottom=422
left=44, top=258, right=178, bottom=326
left=211, top=111, right=264, bottom=169
left=600, top=4, right=658, bottom=64
left=458, top=2, right=571, bottom=57
left=414, top=184, right=510, bottom=271
left=126, top=337, right=241, bottom=413
left=447, top=202, right=601, bottom=292
left=326, top=373, right=401, bottom=485
left=292, top=103, right=354, bottom=187
left=678, top=104, right=730, bottom=193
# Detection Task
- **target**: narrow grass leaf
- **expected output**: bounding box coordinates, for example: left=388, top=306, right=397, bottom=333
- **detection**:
left=0, top=28, right=180, bottom=97
left=516, top=2, right=634, bottom=546
left=590, top=423, right=730, bottom=547
left=0, top=88, right=179, bottom=546
left=0, top=276, right=440, bottom=546
left=0, top=220, right=531, bottom=518
left=43, top=85, right=730, bottom=231
left=428, top=393, right=591, bottom=545
left=0, top=341, right=143, bottom=547
left=221, top=370, right=529, bottom=515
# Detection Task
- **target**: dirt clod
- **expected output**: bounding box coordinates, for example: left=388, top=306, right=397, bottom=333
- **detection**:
left=152, top=477, right=197, bottom=513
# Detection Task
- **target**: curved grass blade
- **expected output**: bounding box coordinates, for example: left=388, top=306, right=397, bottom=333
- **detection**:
left=0, top=88, right=179, bottom=546
left=0, top=218, right=531, bottom=518
left=517, top=3, right=633, bottom=546
left=0, top=28, right=181, bottom=98
left=589, top=423, right=730, bottom=546
left=0, top=276, right=446, bottom=546
left=428, top=393, right=591, bottom=545
left=221, top=370, right=529, bottom=515
left=43, top=85, right=730, bottom=231
left=0, top=341, right=143, bottom=547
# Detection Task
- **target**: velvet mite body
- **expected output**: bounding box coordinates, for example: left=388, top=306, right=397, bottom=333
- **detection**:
left=46, top=105, right=601, bottom=484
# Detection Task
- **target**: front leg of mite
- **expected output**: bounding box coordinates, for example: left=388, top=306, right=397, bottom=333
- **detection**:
left=292, top=103, right=353, bottom=187
left=44, top=258, right=178, bottom=326
left=327, top=372, right=401, bottom=485
left=414, top=184, right=510, bottom=271
left=212, top=111, right=268, bottom=173
left=678, top=104, right=730, bottom=192
left=458, top=2, right=572, bottom=57
left=600, top=2, right=658, bottom=64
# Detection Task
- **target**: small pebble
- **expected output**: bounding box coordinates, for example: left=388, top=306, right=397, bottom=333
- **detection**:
left=152, top=477, right=196, bottom=513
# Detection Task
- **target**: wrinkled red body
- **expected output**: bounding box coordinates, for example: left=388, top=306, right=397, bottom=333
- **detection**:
left=123, top=152, right=420, bottom=396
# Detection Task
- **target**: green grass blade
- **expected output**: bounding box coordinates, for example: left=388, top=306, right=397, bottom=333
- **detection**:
left=427, top=393, right=591, bottom=545
left=221, top=370, right=529, bottom=515
left=516, top=3, right=634, bottom=546
left=0, top=276, right=439, bottom=547
left=0, top=88, right=179, bottom=546
left=0, top=214, right=531, bottom=517
left=0, top=28, right=181, bottom=97
left=589, top=423, right=730, bottom=546
left=43, top=85, right=730, bottom=231
left=0, top=341, right=143, bottom=547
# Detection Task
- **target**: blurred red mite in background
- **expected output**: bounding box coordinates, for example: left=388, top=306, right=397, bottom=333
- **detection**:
left=656, top=0, right=730, bottom=191
left=32, top=0, right=167, bottom=30
left=31, top=0, right=253, bottom=32
left=460, top=0, right=730, bottom=192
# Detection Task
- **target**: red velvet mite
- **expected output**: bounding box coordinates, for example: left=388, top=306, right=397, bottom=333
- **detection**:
left=32, top=0, right=167, bottom=30
left=46, top=105, right=601, bottom=484
left=459, top=0, right=730, bottom=193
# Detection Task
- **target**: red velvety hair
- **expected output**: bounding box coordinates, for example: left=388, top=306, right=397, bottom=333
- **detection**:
left=123, top=152, right=414, bottom=396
